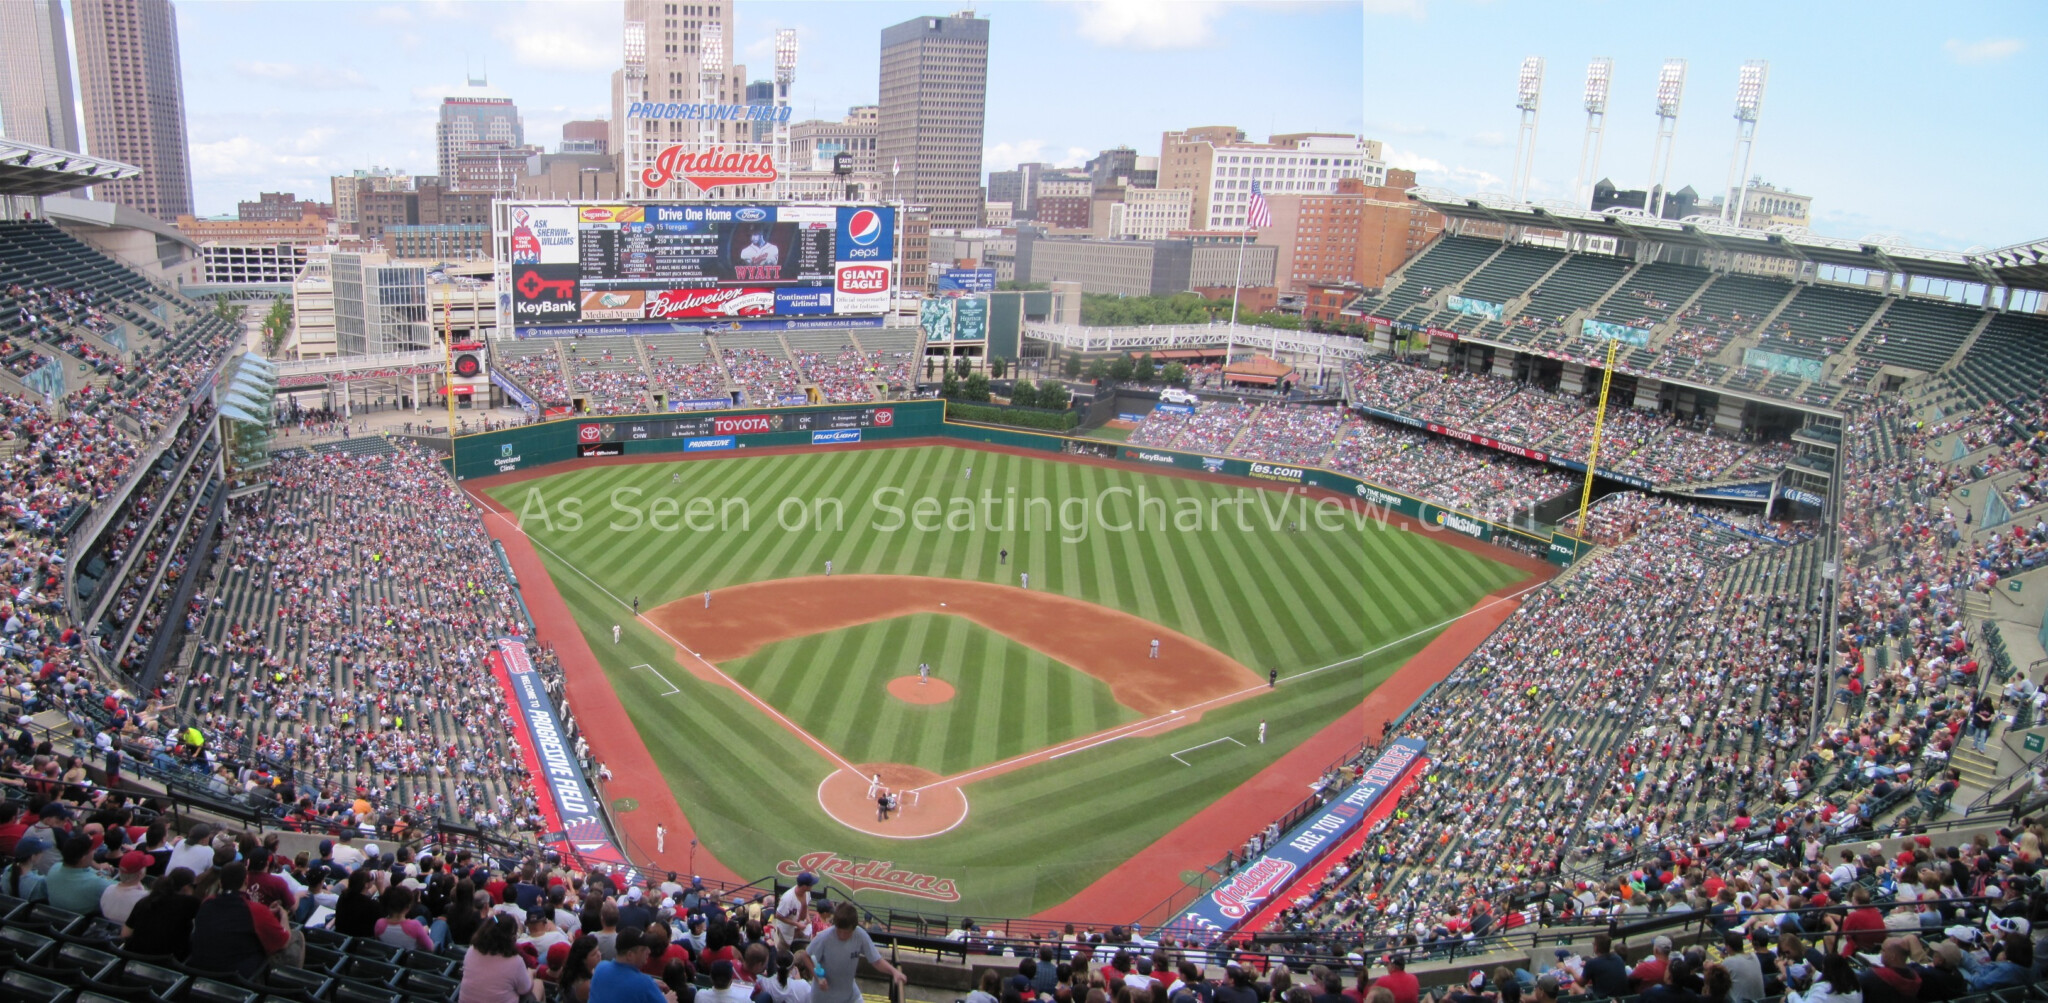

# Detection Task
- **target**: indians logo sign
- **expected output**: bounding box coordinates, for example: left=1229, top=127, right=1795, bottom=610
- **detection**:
left=777, top=852, right=960, bottom=903
left=642, top=144, right=779, bottom=192
left=1211, top=857, right=1297, bottom=920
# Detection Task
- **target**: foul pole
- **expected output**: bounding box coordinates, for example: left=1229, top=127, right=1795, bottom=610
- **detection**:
left=444, top=291, right=457, bottom=468
left=1573, top=338, right=1621, bottom=537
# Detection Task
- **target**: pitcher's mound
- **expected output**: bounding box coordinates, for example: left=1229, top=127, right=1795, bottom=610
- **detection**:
left=887, top=675, right=955, bottom=705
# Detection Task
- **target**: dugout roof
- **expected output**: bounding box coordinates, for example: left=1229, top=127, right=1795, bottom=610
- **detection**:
left=1412, top=189, right=2048, bottom=292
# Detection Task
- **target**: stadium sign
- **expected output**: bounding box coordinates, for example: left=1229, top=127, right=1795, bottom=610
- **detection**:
left=491, top=637, right=628, bottom=868
left=641, top=144, right=779, bottom=192
left=627, top=102, right=794, bottom=123
left=812, top=429, right=862, bottom=445
left=1169, top=738, right=1425, bottom=938
left=1433, top=510, right=1486, bottom=539
left=1133, top=451, right=1179, bottom=466
left=1354, top=483, right=1415, bottom=515
left=685, top=436, right=736, bottom=452
left=775, top=851, right=960, bottom=903
left=1248, top=462, right=1305, bottom=483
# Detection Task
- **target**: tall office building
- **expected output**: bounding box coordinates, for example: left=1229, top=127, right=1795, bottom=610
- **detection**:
left=0, top=0, right=81, bottom=151
left=436, top=93, right=534, bottom=189
left=878, top=11, right=988, bottom=228
left=74, top=0, right=193, bottom=218
left=612, top=0, right=751, bottom=200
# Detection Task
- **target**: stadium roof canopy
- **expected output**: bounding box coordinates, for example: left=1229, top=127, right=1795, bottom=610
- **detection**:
left=0, top=138, right=139, bottom=197
left=1411, top=189, right=2048, bottom=294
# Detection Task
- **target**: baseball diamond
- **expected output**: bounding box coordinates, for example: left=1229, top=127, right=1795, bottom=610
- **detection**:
left=475, top=441, right=1541, bottom=916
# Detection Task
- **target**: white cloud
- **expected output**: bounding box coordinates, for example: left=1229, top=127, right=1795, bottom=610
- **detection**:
left=1383, top=143, right=1504, bottom=194
left=493, top=4, right=618, bottom=71
left=232, top=61, right=373, bottom=91
left=1362, top=0, right=1426, bottom=16
left=984, top=140, right=1050, bottom=173
left=1943, top=37, right=2024, bottom=64
left=1072, top=0, right=1225, bottom=49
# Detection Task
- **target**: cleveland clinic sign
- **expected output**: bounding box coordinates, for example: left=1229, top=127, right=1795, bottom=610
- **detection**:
left=627, top=101, right=794, bottom=123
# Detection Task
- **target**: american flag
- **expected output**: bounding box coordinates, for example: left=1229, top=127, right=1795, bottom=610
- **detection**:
left=1246, top=180, right=1272, bottom=229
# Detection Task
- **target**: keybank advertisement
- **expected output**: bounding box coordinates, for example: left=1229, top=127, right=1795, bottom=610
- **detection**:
left=1167, top=738, right=1426, bottom=940
left=489, top=637, right=626, bottom=868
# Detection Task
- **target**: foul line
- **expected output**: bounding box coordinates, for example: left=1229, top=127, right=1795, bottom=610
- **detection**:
left=908, top=578, right=1546, bottom=793
left=1170, top=736, right=1245, bottom=765
left=476, top=503, right=869, bottom=781
left=478, top=492, right=1546, bottom=803
left=632, top=663, right=680, bottom=696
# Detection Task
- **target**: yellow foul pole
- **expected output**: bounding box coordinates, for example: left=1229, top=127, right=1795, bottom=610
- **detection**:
left=1573, top=337, right=1621, bottom=538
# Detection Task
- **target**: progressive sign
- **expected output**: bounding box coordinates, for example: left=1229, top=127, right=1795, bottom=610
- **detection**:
left=1165, top=737, right=1426, bottom=941
left=489, top=637, right=628, bottom=868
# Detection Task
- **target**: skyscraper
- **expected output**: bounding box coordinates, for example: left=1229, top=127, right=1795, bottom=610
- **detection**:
left=613, top=0, right=751, bottom=200
left=0, top=0, right=81, bottom=152
left=878, top=11, right=988, bottom=228
left=436, top=93, right=535, bottom=190
left=74, top=0, right=193, bottom=218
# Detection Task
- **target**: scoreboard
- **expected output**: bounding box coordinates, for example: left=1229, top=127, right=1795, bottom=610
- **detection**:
left=574, top=406, right=898, bottom=447
left=506, top=202, right=896, bottom=328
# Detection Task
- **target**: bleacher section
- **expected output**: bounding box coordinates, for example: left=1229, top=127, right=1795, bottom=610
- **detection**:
left=1353, top=234, right=1498, bottom=321
left=1860, top=296, right=1981, bottom=372
left=1952, top=313, right=2048, bottom=404
left=492, top=328, right=927, bottom=415
left=562, top=339, right=650, bottom=415
left=495, top=340, right=570, bottom=407
left=1504, top=253, right=1632, bottom=345
left=1439, top=244, right=1562, bottom=336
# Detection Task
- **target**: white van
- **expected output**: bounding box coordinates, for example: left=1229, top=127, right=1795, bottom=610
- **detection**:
left=1159, top=388, right=1199, bottom=405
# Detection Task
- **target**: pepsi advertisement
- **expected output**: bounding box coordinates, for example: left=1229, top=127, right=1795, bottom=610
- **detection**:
left=1165, top=737, right=1426, bottom=941
left=510, top=202, right=894, bottom=327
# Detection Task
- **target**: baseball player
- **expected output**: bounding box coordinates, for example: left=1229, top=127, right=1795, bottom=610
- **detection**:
left=1258, top=721, right=1267, bottom=744
left=1149, top=638, right=1160, bottom=659
left=825, top=560, right=833, bottom=577
left=704, top=590, right=711, bottom=609
left=1020, top=572, right=1029, bottom=589
left=919, top=663, right=930, bottom=685
left=656, top=823, right=668, bottom=854
left=632, top=596, right=640, bottom=614
left=964, top=467, right=972, bottom=480
left=1269, top=668, right=1278, bottom=688
left=612, top=624, right=621, bottom=644
left=999, top=548, right=1008, bottom=565
left=866, top=773, right=882, bottom=798
left=673, top=472, right=681, bottom=484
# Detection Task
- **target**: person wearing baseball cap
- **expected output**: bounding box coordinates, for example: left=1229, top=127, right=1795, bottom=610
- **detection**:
left=773, top=872, right=817, bottom=950
left=3, top=836, right=51, bottom=900
left=101, top=850, right=154, bottom=924
left=593, top=926, right=678, bottom=1003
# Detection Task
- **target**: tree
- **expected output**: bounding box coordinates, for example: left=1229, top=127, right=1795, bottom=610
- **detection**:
left=1037, top=381, right=1070, bottom=410
left=1084, top=358, right=1110, bottom=380
left=1162, top=361, right=1188, bottom=385
left=1063, top=354, right=1083, bottom=379
left=925, top=357, right=936, bottom=379
left=1009, top=379, right=1037, bottom=408
left=989, top=356, right=1007, bottom=379
left=940, top=370, right=960, bottom=399
left=964, top=371, right=992, bottom=402
left=259, top=298, right=291, bottom=357
left=1108, top=356, right=1135, bottom=381
left=1134, top=353, right=1156, bottom=383
left=954, top=356, right=973, bottom=380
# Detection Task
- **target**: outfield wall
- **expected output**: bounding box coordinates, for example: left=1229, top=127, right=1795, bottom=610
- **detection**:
left=445, top=401, right=1590, bottom=566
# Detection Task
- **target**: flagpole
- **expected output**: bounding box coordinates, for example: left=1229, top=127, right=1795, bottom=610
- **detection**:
left=1226, top=230, right=1246, bottom=366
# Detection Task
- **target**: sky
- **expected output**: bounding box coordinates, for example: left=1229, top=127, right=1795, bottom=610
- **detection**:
left=117, top=0, right=2048, bottom=251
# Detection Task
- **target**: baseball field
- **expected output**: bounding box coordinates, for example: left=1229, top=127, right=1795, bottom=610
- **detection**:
left=480, top=442, right=1531, bottom=918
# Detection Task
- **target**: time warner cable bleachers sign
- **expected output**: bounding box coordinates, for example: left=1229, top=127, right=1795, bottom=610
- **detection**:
left=1167, top=737, right=1426, bottom=940
left=489, top=636, right=630, bottom=869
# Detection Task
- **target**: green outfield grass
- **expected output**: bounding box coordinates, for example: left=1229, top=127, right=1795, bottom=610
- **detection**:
left=721, top=614, right=1137, bottom=776
left=487, top=444, right=1524, bottom=916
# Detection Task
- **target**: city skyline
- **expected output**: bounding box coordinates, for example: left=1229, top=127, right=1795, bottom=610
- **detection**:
left=5, top=1, right=2041, bottom=251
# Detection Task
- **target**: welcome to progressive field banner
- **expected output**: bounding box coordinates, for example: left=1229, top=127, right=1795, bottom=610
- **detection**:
left=489, top=636, right=631, bottom=869
left=1164, top=737, right=1427, bottom=941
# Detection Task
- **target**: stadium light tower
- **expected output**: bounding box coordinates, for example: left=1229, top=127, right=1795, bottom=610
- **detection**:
left=774, top=29, right=798, bottom=197
left=1722, top=60, right=1770, bottom=226
left=1647, top=58, right=1687, bottom=217
left=1509, top=57, right=1544, bottom=202
left=1573, top=58, right=1613, bottom=209
left=699, top=19, right=726, bottom=170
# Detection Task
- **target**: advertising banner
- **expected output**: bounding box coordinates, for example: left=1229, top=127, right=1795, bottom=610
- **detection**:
left=1782, top=487, right=1825, bottom=507
left=673, top=398, right=729, bottom=412
left=834, top=207, right=894, bottom=262
left=508, top=205, right=580, bottom=265
left=813, top=429, right=862, bottom=445
left=1350, top=481, right=1422, bottom=519
left=1445, top=295, right=1503, bottom=321
left=579, top=290, right=645, bottom=321
left=1742, top=348, right=1824, bottom=381
left=775, top=288, right=834, bottom=315
left=1424, top=422, right=1550, bottom=463
left=644, top=287, right=777, bottom=319
left=491, top=369, right=537, bottom=414
left=1154, top=402, right=1195, bottom=415
left=937, top=269, right=996, bottom=293
left=1687, top=481, right=1774, bottom=501
left=1581, top=318, right=1651, bottom=346
left=833, top=262, right=892, bottom=315
left=953, top=295, right=989, bottom=341
left=1355, top=405, right=1425, bottom=429
left=512, top=265, right=582, bottom=324
left=1422, top=504, right=1493, bottom=542
left=684, top=436, right=736, bottom=451
left=1167, top=738, right=1426, bottom=940
left=919, top=298, right=955, bottom=343
left=489, top=637, right=627, bottom=867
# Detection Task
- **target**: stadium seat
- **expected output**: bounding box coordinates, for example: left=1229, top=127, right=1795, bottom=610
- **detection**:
left=299, top=929, right=347, bottom=952
left=391, top=951, right=454, bottom=979
left=340, top=938, right=400, bottom=962
left=389, top=969, right=455, bottom=999
left=328, top=983, right=401, bottom=1003
left=0, top=969, right=71, bottom=1003
left=179, top=978, right=258, bottom=1003
left=329, top=956, right=400, bottom=986
left=91, top=960, right=187, bottom=1001
left=234, top=967, right=328, bottom=1003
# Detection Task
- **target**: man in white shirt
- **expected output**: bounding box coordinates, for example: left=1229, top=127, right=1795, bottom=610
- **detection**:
left=740, top=233, right=781, bottom=268
left=99, top=851, right=152, bottom=925
left=330, top=834, right=366, bottom=871
left=166, top=823, right=217, bottom=876
left=774, top=871, right=817, bottom=948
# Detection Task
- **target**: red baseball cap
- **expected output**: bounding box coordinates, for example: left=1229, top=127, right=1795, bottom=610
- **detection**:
left=119, top=851, right=153, bottom=873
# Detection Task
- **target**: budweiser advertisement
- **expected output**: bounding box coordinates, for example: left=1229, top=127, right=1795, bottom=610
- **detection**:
left=834, top=262, right=892, bottom=315
left=644, top=287, right=777, bottom=319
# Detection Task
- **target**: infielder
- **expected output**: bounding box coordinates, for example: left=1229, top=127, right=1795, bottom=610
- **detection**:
left=704, top=590, right=712, bottom=609
left=1149, top=638, right=1160, bottom=659
left=613, top=624, right=621, bottom=644
left=1258, top=721, right=1267, bottom=744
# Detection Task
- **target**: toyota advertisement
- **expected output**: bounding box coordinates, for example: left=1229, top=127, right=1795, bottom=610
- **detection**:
left=506, top=202, right=896, bottom=331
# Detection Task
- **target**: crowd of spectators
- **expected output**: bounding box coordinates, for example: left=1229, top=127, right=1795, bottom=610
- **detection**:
left=503, top=356, right=571, bottom=407
left=566, top=347, right=653, bottom=416
left=722, top=348, right=804, bottom=406
left=648, top=353, right=728, bottom=403
left=1236, top=406, right=1347, bottom=466
left=795, top=346, right=881, bottom=404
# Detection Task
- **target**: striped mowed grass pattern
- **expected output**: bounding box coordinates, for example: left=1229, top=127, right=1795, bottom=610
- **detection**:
left=721, top=613, right=1137, bottom=776
left=491, top=445, right=1523, bottom=914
